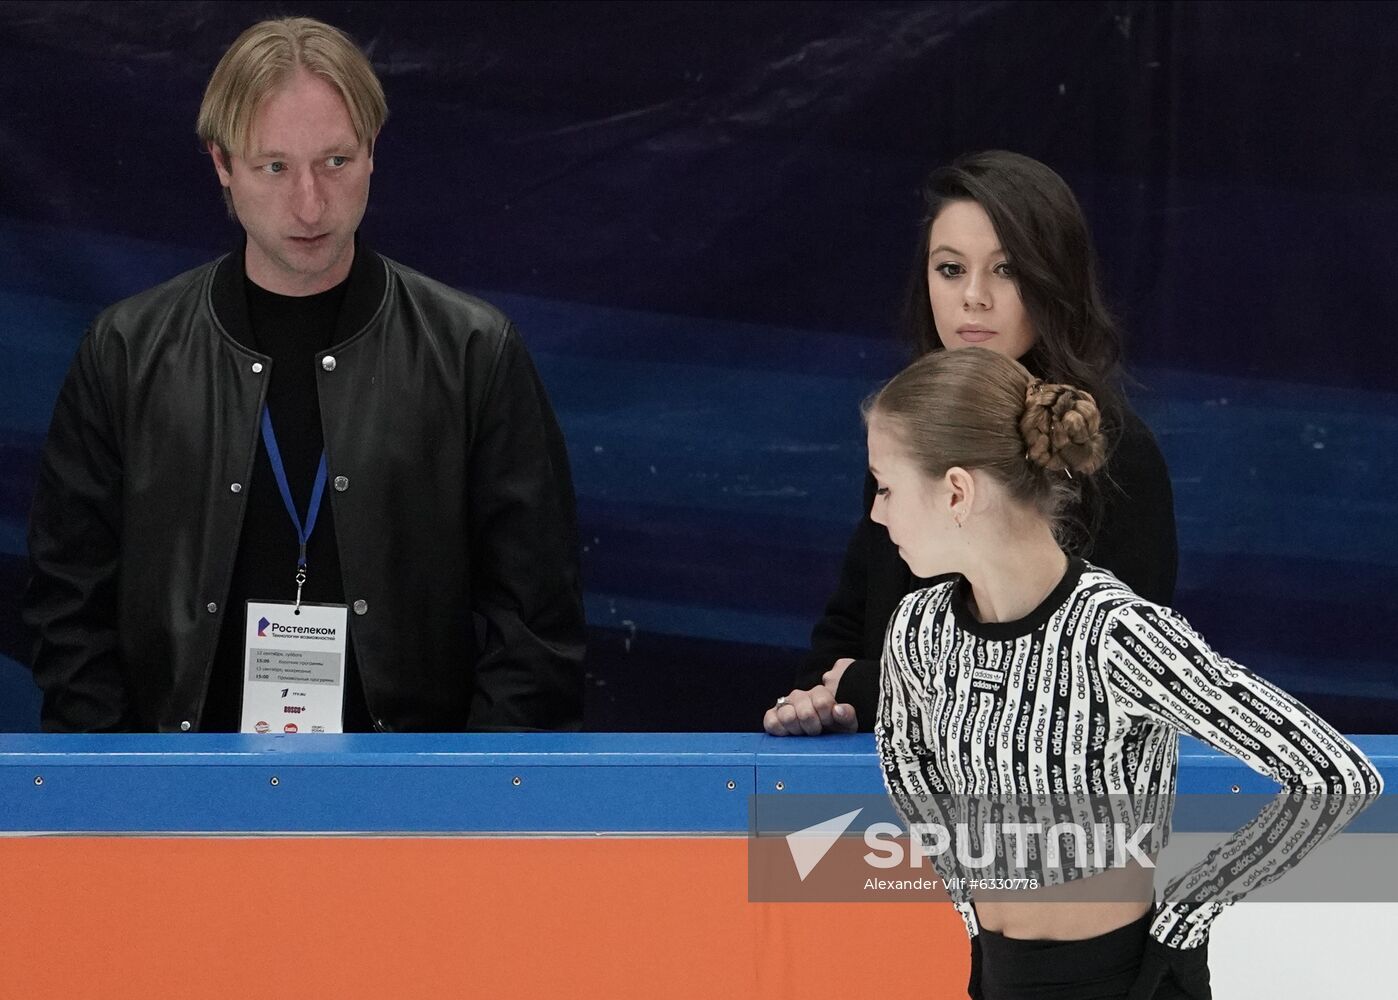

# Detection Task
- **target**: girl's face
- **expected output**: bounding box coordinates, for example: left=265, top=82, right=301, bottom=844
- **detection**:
left=927, top=200, right=1036, bottom=361
left=867, top=417, right=958, bottom=578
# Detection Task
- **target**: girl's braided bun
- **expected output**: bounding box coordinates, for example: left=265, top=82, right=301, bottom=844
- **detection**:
left=1020, top=379, right=1106, bottom=475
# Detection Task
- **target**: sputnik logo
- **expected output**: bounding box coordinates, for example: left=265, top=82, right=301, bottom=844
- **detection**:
left=785, top=808, right=863, bottom=881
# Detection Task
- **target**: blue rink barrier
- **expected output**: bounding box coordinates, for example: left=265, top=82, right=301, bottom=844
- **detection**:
left=0, top=733, right=1393, bottom=834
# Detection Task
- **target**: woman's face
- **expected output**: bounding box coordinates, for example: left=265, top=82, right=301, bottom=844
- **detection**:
left=926, top=199, right=1036, bottom=360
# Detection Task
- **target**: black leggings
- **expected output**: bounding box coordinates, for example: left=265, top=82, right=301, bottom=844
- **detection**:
left=969, top=908, right=1199, bottom=1000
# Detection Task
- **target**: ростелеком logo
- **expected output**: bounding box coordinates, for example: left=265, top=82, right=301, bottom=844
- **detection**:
left=257, top=616, right=270, bottom=637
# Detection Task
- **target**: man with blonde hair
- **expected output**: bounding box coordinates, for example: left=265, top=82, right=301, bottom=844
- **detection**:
left=24, top=17, right=585, bottom=733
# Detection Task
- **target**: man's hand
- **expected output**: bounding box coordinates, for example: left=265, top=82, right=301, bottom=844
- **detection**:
left=763, top=685, right=858, bottom=736
left=821, top=657, right=856, bottom=696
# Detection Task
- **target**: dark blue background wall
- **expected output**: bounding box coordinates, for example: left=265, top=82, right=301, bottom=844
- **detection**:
left=2, top=1, right=1395, bottom=732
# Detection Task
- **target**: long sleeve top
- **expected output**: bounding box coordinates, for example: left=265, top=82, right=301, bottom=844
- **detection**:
left=877, top=559, right=1383, bottom=950
left=801, top=405, right=1178, bottom=729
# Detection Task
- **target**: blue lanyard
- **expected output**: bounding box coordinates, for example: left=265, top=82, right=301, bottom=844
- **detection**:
left=260, top=407, right=328, bottom=607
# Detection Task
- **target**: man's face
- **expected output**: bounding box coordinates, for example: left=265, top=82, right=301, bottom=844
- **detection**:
left=212, top=67, right=373, bottom=296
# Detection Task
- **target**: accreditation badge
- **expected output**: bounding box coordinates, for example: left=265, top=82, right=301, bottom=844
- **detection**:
left=240, top=600, right=348, bottom=734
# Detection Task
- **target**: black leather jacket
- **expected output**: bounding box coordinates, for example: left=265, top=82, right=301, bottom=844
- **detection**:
left=24, top=247, right=585, bottom=732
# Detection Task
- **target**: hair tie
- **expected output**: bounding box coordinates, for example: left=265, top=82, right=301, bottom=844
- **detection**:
left=1023, top=378, right=1045, bottom=468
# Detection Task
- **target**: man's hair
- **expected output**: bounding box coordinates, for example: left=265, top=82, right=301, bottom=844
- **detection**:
left=196, top=16, right=388, bottom=161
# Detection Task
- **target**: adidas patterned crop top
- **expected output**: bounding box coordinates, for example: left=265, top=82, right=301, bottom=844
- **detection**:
left=877, top=558, right=1382, bottom=949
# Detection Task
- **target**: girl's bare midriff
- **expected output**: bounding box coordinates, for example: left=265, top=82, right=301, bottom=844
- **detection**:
left=972, top=859, right=1155, bottom=940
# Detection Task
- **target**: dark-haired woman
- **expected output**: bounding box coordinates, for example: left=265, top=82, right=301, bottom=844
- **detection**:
left=765, top=150, right=1177, bottom=737
left=869, top=346, right=1380, bottom=999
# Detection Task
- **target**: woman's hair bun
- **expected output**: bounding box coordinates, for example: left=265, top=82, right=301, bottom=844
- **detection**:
left=1020, top=379, right=1106, bottom=475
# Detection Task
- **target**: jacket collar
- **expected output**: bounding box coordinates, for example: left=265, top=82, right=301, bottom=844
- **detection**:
left=210, top=234, right=388, bottom=351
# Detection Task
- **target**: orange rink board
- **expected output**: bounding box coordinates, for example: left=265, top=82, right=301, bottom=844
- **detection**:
left=4, top=732, right=1393, bottom=998
left=0, top=837, right=968, bottom=999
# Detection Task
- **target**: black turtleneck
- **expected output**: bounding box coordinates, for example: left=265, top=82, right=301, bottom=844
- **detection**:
left=204, top=257, right=373, bottom=732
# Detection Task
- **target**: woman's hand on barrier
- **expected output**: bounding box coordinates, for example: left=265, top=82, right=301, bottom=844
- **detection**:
left=763, top=686, right=858, bottom=736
